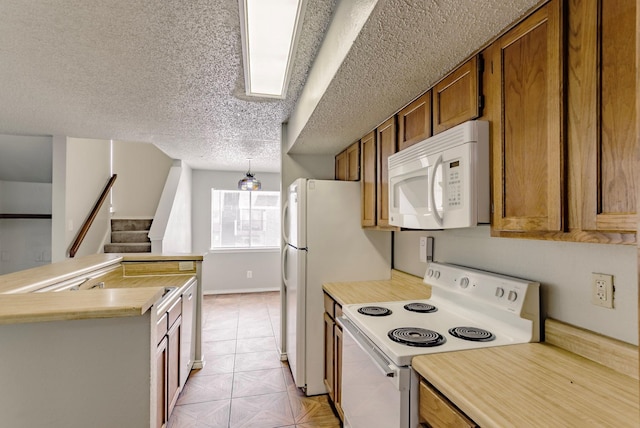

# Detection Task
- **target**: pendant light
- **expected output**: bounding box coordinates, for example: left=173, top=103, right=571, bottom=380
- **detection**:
left=238, top=159, right=262, bottom=191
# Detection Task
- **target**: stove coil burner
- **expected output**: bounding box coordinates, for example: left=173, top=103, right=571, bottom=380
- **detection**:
left=387, top=327, right=446, bottom=347
left=448, top=326, right=496, bottom=342
left=403, top=302, right=438, bottom=313
left=357, top=306, right=392, bottom=317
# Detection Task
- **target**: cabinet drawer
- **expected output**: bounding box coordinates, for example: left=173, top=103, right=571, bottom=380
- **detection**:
left=335, top=304, right=343, bottom=319
left=419, top=380, right=476, bottom=428
left=323, top=293, right=335, bottom=318
left=157, top=312, right=168, bottom=343
left=168, top=297, right=182, bottom=328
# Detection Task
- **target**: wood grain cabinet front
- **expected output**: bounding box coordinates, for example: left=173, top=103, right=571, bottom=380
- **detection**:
left=488, top=0, right=565, bottom=233
left=397, top=91, right=432, bottom=151
left=433, top=55, right=482, bottom=134
left=375, top=116, right=399, bottom=230
left=419, top=380, right=477, bottom=428
left=323, top=293, right=344, bottom=421
left=570, top=0, right=637, bottom=235
left=360, top=131, right=377, bottom=227
left=335, top=141, right=360, bottom=181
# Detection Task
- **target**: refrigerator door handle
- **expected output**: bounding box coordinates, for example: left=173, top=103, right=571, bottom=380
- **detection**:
left=281, top=245, right=289, bottom=286
left=282, top=199, right=290, bottom=244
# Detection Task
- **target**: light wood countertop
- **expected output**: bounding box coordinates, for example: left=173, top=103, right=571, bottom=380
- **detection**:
left=412, top=342, right=639, bottom=427
left=0, top=254, right=122, bottom=294
left=0, top=287, right=165, bottom=325
left=323, top=270, right=430, bottom=305
left=0, top=254, right=202, bottom=325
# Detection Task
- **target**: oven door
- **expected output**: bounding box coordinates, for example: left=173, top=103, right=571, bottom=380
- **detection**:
left=339, top=316, right=414, bottom=428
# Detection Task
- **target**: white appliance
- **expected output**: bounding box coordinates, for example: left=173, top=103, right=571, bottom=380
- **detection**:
left=339, top=261, right=540, bottom=428
left=388, top=120, right=490, bottom=230
left=282, top=178, right=392, bottom=396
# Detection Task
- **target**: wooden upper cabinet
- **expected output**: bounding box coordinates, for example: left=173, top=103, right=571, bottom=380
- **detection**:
left=570, top=0, right=636, bottom=233
left=360, top=131, right=377, bottom=227
left=376, top=116, right=397, bottom=228
left=335, top=150, right=347, bottom=180
left=397, top=91, right=432, bottom=151
left=335, top=141, right=360, bottom=181
left=490, top=0, right=565, bottom=233
left=433, top=55, right=482, bottom=134
left=346, top=142, right=360, bottom=181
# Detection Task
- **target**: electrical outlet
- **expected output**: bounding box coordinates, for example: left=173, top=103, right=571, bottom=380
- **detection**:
left=591, top=273, right=614, bottom=309
left=246, top=270, right=253, bottom=279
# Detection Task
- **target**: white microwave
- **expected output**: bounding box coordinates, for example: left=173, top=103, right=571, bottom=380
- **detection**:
left=388, top=120, right=490, bottom=230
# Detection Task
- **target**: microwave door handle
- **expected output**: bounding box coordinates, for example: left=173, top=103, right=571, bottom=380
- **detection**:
left=430, top=155, right=444, bottom=227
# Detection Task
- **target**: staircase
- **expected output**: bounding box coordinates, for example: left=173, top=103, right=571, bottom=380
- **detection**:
left=104, top=219, right=152, bottom=253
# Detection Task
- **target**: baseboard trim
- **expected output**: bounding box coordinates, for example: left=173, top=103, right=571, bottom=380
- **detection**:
left=203, top=287, right=279, bottom=295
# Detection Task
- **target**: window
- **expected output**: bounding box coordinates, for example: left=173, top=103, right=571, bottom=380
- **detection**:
left=211, top=190, right=281, bottom=249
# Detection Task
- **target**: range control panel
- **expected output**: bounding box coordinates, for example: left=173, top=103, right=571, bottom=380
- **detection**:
left=424, top=262, right=539, bottom=314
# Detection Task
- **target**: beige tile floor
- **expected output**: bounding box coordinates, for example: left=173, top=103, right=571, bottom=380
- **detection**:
left=168, top=292, right=342, bottom=428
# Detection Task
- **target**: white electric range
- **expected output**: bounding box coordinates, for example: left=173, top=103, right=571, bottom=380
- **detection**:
left=338, top=262, right=540, bottom=428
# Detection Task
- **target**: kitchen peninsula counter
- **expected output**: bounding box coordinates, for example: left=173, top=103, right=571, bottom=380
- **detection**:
left=412, top=322, right=639, bottom=427
left=0, top=253, right=204, bottom=324
left=323, top=269, right=431, bottom=305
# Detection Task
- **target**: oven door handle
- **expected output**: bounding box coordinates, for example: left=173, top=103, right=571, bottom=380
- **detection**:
left=339, top=316, right=396, bottom=378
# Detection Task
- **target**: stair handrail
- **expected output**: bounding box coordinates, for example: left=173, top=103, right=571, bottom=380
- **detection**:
left=69, top=174, right=117, bottom=258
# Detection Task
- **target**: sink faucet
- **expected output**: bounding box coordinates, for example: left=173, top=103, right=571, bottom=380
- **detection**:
left=88, top=282, right=105, bottom=290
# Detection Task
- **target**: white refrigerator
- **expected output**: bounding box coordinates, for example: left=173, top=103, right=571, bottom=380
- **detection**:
left=282, top=178, right=392, bottom=396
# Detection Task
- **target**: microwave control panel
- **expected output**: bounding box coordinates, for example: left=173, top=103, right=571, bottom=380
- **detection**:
left=446, top=159, right=463, bottom=209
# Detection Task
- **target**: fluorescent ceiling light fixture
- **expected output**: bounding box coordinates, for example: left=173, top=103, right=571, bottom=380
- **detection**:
left=239, top=0, right=306, bottom=98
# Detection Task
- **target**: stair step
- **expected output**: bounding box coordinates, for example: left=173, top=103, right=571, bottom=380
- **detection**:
left=111, top=230, right=151, bottom=244
left=111, top=219, right=153, bottom=232
left=104, top=243, right=152, bottom=253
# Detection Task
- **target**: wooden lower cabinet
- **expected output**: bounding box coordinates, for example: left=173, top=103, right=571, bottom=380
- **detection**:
left=156, top=297, right=184, bottom=427
left=419, top=379, right=477, bottom=428
left=333, top=321, right=344, bottom=420
left=156, top=336, right=168, bottom=428
left=323, top=293, right=343, bottom=420
left=167, top=315, right=182, bottom=416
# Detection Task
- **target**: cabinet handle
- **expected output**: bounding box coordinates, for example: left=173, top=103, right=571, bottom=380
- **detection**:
left=188, top=293, right=193, bottom=301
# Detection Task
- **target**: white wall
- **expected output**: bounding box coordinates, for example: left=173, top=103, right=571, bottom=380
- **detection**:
left=0, top=181, right=52, bottom=274
left=64, top=138, right=112, bottom=258
left=394, top=227, right=638, bottom=345
left=112, top=140, right=173, bottom=218
left=151, top=161, right=192, bottom=254
left=192, top=169, right=282, bottom=294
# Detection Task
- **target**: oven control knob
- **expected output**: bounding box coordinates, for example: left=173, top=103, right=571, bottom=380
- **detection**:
left=460, top=277, right=469, bottom=288
left=495, top=287, right=505, bottom=298
left=427, top=269, right=434, bottom=277
left=508, top=290, right=518, bottom=302
left=434, top=271, right=440, bottom=279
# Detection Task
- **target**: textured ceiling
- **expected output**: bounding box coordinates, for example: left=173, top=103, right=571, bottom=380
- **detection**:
left=0, top=0, right=540, bottom=174
left=289, top=0, right=541, bottom=155
left=0, top=0, right=336, bottom=173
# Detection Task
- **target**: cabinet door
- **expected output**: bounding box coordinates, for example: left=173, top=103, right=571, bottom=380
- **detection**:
left=574, top=0, right=636, bottom=233
left=180, top=282, right=196, bottom=388
left=490, top=0, right=564, bottom=232
left=323, top=312, right=335, bottom=401
left=433, top=55, right=482, bottom=134
left=334, top=323, right=344, bottom=420
left=360, top=131, right=377, bottom=227
left=376, top=116, right=397, bottom=228
left=398, top=91, right=432, bottom=151
left=155, top=337, right=168, bottom=428
left=346, top=141, right=360, bottom=181
left=335, top=150, right=347, bottom=180
left=167, top=316, right=182, bottom=417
